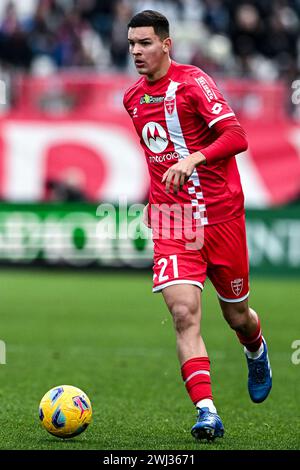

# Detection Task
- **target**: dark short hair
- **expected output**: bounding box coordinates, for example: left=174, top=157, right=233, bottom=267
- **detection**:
left=127, top=10, right=169, bottom=39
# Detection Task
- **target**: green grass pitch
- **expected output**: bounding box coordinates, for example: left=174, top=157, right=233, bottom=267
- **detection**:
left=0, top=269, right=299, bottom=450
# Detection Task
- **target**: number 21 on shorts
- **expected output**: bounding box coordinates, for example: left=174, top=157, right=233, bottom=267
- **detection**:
left=157, top=255, right=179, bottom=282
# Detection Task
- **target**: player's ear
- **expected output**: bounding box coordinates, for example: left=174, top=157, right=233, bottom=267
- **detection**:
left=162, top=37, right=171, bottom=53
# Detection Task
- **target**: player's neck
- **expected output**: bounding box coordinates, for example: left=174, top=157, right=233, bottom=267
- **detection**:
left=146, top=58, right=172, bottom=83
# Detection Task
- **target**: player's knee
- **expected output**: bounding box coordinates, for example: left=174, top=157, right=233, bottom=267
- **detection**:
left=221, top=301, right=250, bottom=330
left=226, top=308, right=250, bottom=330
left=227, top=315, right=248, bottom=331
left=228, top=302, right=248, bottom=316
left=171, top=302, right=198, bottom=334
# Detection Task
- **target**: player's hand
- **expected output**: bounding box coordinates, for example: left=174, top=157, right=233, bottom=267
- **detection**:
left=142, top=203, right=151, bottom=228
left=161, top=153, right=206, bottom=194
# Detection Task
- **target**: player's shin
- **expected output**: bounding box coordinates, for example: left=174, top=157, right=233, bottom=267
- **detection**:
left=235, top=308, right=263, bottom=357
left=181, top=356, right=216, bottom=412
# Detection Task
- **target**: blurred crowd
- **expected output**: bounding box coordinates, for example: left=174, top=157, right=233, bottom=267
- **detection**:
left=0, top=0, right=299, bottom=82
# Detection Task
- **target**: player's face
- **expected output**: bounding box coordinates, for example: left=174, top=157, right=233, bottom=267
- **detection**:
left=128, top=26, right=171, bottom=79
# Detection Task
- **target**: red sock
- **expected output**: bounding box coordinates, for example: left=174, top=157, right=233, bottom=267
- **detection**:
left=181, top=357, right=213, bottom=404
left=236, top=316, right=262, bottom=352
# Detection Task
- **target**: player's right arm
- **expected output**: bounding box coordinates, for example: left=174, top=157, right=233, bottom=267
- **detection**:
left=142, top=203, right=151, bottom=228
left=123, top=87, right=151, bottom=226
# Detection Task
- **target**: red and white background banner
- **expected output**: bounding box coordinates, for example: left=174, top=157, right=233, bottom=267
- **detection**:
left=0, top=73, right=299, bottom=207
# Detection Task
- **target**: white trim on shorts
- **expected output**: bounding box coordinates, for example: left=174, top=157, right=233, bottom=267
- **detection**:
left=216, top=291, right=250, bottom=303
left=153, top=280, right=204, bottom=293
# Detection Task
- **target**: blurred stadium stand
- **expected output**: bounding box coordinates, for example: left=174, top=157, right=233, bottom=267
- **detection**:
left=0, top=0, right=300, bottom=80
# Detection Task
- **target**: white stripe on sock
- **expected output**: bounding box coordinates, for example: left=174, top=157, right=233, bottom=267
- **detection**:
left=184, top=370, right=210, bottom=385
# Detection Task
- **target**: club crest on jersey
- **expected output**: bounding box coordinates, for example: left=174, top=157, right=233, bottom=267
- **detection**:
left=140, top=94, right=164, bottom=104
left=231, top=278, right=243, bottom=296
left=165, top=97, right=175, bottom=115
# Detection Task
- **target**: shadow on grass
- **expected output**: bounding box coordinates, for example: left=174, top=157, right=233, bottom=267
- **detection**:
left=36, top=438, right=102, bottom=446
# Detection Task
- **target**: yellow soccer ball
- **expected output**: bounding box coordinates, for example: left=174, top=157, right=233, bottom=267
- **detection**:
left=39, top=385, right=92, bottom=438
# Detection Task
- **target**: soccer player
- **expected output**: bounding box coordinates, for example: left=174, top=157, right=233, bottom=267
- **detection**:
left=123, top=10, right=272, bottom=441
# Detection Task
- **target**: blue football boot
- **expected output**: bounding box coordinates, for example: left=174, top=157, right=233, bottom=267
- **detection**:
left=191, top=407, right=224, bottom=441
left=245, top=337, right=272, bottom=403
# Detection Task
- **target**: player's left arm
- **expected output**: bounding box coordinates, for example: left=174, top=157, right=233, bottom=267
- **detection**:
left=162, top=75, right=248, bottom=194
left=162, top=120, right=248, bottom=194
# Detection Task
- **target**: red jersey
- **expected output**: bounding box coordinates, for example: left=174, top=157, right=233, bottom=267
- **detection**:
left=123, top=60, right=246, bottom=226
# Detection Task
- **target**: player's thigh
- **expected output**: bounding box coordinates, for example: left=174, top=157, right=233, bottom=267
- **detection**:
left=162, top=283, right=202, bottom=319
left=152, top=237, right=206, bottom=294
left=207, top=216, right=249, bottom=303
left=152, top=237, right=205, bottom=325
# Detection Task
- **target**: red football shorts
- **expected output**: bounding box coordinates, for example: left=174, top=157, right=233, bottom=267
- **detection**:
left=152, top=215, right=249, bottom=302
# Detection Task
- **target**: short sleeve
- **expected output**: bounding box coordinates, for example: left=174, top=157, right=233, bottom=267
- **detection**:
left=186, top=73, right=239, bottom=129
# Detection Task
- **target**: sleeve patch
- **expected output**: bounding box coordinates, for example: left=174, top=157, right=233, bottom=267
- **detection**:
left=194, top=76, right=217, bottom=103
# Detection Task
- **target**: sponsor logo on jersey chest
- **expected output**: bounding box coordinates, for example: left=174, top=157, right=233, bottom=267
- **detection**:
left=142, top=122, right=169, bottom=153
left=140, top=94, right=165, bottom=104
